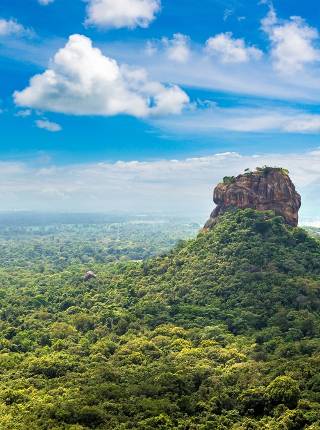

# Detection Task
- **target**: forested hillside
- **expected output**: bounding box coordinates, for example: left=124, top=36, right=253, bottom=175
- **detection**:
left=0, top=210, right=320, bottom=429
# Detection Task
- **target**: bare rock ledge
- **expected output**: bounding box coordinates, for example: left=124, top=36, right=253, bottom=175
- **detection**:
left=204, top=167, right=301, bottom=229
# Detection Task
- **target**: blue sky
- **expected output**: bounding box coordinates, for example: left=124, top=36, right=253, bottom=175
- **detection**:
left=1, top=0, right=320, bottom=220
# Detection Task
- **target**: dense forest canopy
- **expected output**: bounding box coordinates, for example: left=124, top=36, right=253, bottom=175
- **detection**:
left=0, top=214, right=200, bottom=270
left=0, top=209, right=319, bottom=429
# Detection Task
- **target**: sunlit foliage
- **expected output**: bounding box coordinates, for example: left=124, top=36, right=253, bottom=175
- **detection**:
left=0, top=210, right=319, bottom=428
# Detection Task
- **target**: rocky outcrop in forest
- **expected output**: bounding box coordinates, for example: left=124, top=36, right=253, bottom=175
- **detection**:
left=205, top=167, right=301, bottom=228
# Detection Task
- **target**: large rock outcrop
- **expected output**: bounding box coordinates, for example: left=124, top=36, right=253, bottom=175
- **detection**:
left=204, top=167, right=301, bottom=229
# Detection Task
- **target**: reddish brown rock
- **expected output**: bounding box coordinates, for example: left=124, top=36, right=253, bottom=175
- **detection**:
left=84, top=271, right=97, bottom=281
left=204, top=167, right=301, bottom=229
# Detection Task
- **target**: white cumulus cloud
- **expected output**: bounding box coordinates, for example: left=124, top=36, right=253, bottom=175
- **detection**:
left=85, top=0, right=161, bottom=29
left=38, top=0, right=54, bottom=5
left=36, top=119, right=62, bottom=132
left=15, top=109, right=32, bottom=118
left=205, top=32, right=262, bottom=63
left=0, top=18, right=33, bottom=37
left=162, top=33, right=191, bottom=63
left=262, top=7, right=320, bottom=74
left=14, top=34, right=189, bottom=118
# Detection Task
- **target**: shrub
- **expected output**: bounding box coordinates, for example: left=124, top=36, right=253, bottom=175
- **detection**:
left=266, top=376, right=300, bottom=408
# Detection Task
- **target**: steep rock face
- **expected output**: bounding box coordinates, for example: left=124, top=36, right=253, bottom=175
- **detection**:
left=205, top=167, right=301, bottom=228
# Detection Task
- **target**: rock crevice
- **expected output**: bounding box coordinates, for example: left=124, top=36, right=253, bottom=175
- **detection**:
left=205, top=167, right=301, bottom=228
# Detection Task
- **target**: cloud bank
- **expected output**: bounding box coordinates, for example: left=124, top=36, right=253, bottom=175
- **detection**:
left=0, top=151, right=319, bottom=219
